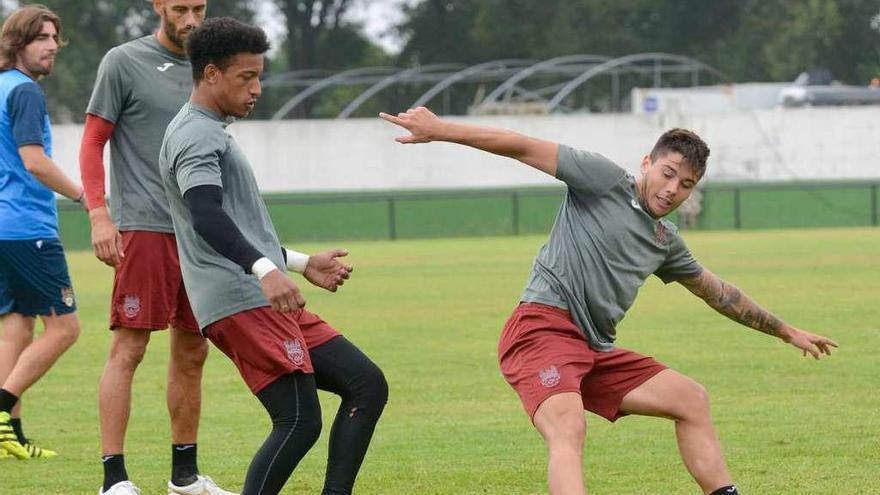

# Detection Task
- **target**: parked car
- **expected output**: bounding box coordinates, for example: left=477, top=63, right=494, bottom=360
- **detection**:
left=779, top=67, right=880, bottom=107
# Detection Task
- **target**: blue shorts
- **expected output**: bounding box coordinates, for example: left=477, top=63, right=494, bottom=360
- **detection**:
left=0, top=239, right=76, bottom=317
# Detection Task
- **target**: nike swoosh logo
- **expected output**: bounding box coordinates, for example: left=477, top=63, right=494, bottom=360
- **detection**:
left=101, top=456, right=113, bottom=462
left=174, top=445, right=194, bottom=451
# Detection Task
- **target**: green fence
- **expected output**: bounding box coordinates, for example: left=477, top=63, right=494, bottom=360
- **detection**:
left=57, top=181, right=879, bottom=250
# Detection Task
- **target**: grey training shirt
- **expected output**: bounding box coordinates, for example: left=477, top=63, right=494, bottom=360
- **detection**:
left=161, top=102, right=284, bottom=329
left=87, top=35, right=191, bottom=232
left=521, top=145, right=703, bottom=351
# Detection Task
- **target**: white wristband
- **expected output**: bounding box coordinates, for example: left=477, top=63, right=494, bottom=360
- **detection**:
left=251, top=257, right=279, bottom=280
left=285, top=249, right=310, bottom=274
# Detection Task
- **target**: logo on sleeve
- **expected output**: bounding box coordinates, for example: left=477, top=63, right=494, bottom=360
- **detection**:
left=538, top=366, right=561, bottom=388
left=284, top=339, right=306, bottom=366
left=123, top=295, right=140, bottom=318
left=157, top=62, right=174, bottom=72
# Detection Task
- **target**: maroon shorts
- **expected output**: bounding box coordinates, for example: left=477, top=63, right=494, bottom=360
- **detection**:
left=204, top=307, right=341, bottom=394
left=498, top=303, right=667, bottom=422
left=109, top=231, right=199, bottom=333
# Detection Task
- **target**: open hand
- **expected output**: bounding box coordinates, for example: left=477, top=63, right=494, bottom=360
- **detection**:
left=379, top=106, right=442, bottom=144
left=303, top=249, right=353, bottom=292
left=784, top=328, right=838, bottom=359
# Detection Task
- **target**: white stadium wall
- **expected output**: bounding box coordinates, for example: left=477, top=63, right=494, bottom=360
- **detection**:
left=52, top=105, right=880, bottom=193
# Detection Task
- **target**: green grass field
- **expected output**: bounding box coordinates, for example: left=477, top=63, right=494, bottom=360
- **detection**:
left=3, top=227, right=878, bottom=494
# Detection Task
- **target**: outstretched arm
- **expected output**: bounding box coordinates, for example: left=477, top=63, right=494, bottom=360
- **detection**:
left=379, top=106, right=559, bottom=176
left=678, top=268, right=838, bottom=359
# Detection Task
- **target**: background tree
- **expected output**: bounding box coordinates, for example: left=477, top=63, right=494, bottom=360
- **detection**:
left=1, top=0, right=255, bottom=122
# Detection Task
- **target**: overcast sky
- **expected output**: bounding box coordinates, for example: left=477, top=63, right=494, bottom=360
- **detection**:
left=256, top=0, right=417, bottom=55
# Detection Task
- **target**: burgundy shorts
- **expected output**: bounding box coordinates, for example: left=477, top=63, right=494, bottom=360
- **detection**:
left=109, top=231, right=199, bottom=333
left=204, top=307, right=341, bottom=394
left=498, top=303, right=667, bottom=422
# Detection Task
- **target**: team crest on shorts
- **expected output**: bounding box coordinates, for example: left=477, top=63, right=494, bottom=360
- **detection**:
left=60, top=287, right=75, bottom=307
left=539, top=366, right=561, bottom=388
left=123, top=295, right=140, bottom=318
left=284, top=339, right=305, bottom=366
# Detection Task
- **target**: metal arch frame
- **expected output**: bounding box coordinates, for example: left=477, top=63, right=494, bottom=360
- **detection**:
left=410, top=59, right=536, bottom=108
left=271, top=66, right=401, bottom=120
left=546, top=53, right=728, bottom=112
left=476, top=54, right=613, bottom=110
left=337, top=64, right=465, bottom=119
left=261, top=69, right=330, bottom=89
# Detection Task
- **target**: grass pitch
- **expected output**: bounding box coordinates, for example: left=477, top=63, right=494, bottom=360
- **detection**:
left=3, top=227, right=878, bottom=494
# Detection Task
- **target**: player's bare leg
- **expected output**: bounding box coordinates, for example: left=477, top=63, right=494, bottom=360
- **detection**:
left=2, top=312, right=79, bottom=396
left=620, top=369, right=734, bottom=494
left=98, top=327, right=150, bottom=455
left=167, top=327, right=207, bottom=445
left=533, top=392, right=588, bottom=495
left=0, top=313, right=34, bottom=417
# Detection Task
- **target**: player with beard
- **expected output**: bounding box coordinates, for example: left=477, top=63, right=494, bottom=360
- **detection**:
left=79, top=1, right=236, bottom=494
left=0, top=3, right=84, bottom=462
left=381, top=107, right=838, bottom=495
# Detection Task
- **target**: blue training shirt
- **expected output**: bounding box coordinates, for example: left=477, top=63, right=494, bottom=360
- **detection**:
left=0, top=69, right=56, bottom=240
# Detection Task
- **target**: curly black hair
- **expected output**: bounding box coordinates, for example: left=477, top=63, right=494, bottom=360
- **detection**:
left=185, top=17, right=270, bottom=83
left=649, top=128, right=710, bottom=178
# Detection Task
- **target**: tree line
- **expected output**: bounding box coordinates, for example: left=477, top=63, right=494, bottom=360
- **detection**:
left=4, top=0, right=878, bottom=121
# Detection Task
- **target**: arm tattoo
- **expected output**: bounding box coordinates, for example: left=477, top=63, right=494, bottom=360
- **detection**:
left=679, top=270, right=785, bottom=338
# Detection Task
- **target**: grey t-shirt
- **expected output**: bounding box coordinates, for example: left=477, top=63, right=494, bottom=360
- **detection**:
left=521, top=145, right=703, bottom=351
left=160, top=102, right=284, bottom=329
left=87, top=35, right=191, bottom=232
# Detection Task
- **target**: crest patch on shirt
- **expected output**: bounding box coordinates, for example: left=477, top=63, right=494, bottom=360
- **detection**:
left=655, top=222, right=669, bottom=247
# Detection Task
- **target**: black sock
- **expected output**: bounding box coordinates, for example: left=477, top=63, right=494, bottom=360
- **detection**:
left=242, top=373, right=322, bottom=495
left=10, top=418, right=26, bottom=444
left=0, top=389, right=19, bottom=413
left=171, top=443, right=199, bottom=487
left=709, top=485, right=739, bottom=495
left=102, top=454, right=128, bottom=492
left=310, top=337, right=388, bottom=495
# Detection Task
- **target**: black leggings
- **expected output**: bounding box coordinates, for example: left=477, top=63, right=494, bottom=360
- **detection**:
left=243, top=336, right=388, bottom=495
left=243, top=372, right=322, bottom=495
left=311, top=336, right=388, bottom=495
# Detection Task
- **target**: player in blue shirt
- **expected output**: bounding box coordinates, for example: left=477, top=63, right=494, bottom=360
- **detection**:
left=0, top=5, right=85, bottom=460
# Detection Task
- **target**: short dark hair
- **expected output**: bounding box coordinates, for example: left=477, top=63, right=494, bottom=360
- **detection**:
left=185, top=17, right=270, bottom=83
left=649, top=128, right=710, bottom=178
left=0, top=4, right=66, bottom=70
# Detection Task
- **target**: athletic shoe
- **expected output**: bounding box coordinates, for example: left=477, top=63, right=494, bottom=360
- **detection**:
left=22, top=439, right=57, bottom=458
left=99, top=480, right=142, bottom=494
left=0, top=448, right=11, bottom=459
left=0, top=412, right=29, bottom=459
left=168, top=475, right=238, bottom=495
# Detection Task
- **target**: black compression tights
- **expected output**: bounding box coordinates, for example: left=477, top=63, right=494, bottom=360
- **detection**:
left=311, top=336, right=389, bottom=495
left=243, top=373, right=322, bottom=495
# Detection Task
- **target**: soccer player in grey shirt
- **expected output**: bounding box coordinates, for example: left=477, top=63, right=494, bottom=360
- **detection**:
left=161, top=18, right=387, bottom=495
left=380, top=107, right=838, bottom=495
left=79, top=1, right=236, bottom=494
